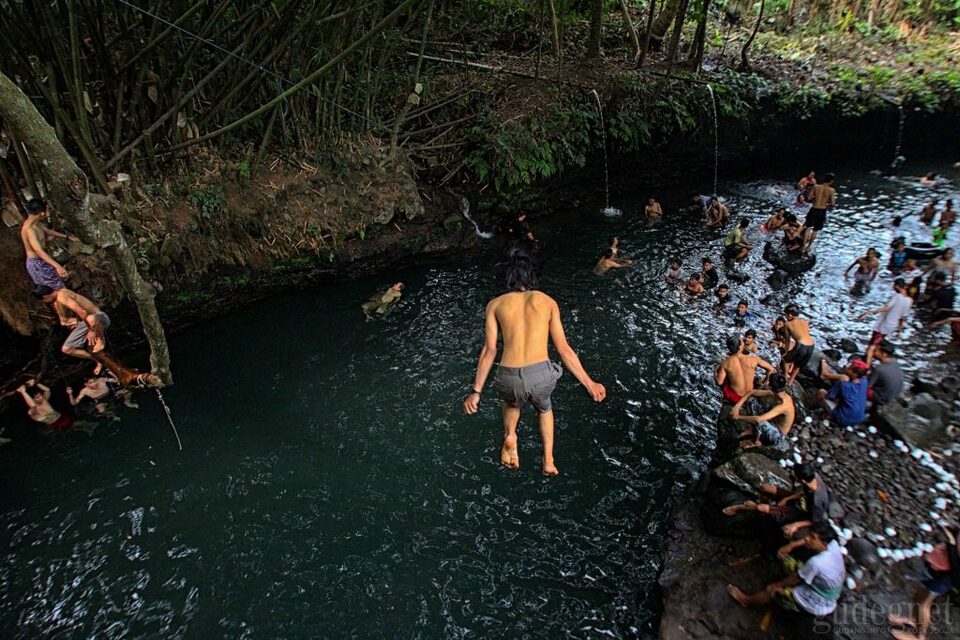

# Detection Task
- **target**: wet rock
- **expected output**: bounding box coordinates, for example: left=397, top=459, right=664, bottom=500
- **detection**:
left=910, top=393, right=945, bottom=425
left=829, top=499, right=846, bottom=520
left=875, top=402, right=949, bottom=449
left=912, top=375, right=942, bottom=397
left=762, top=241, right=816, bottom=274
left=839, top=338, right=860, bottom=354
left=847, top=537, right=880, bottom=568
left=713, top=451, right=793, bottom=495
left=822, top=348, right=842, bottom=362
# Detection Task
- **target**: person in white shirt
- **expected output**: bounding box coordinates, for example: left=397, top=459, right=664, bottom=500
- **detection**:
left=858, top=278, right=912, bottom=366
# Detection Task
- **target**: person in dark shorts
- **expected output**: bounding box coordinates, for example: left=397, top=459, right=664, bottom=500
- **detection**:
left=803, top=173, right=836, bottom=252
left=782, top=304, right=815, bottom=386
left=888, top=525, right=959, bottom=640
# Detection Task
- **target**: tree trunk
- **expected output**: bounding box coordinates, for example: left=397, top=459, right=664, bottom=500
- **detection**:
left=619, top=0, right=642, bottom=61
left=665, top=0, right=690, bottom=74
left=546, top=0, right=561, bottom=58
left=586, top=0, right=603, bottom=59
left=639, top=0, right=658, bottom=67
left=739, top=0, right=765, bottom=71
left=650, top=0, right=681, bottom=45
left=391, top=0, right=434, bottom=157
left=0, top=70, right=172, bottom=385
left=689, top=0, right=713, bottom=72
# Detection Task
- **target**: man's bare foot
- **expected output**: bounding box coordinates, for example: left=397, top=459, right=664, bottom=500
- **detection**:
left=93, top=363, right=104, bottom=375
left=91, top=338, right=105, bottom=353
left=500, top=435, right=519, bottom=469
left=542, top=460, right=559, bottom=476
left=728, top=585, right=750, bottom=608
left=887, top=614, right=916, bottom=628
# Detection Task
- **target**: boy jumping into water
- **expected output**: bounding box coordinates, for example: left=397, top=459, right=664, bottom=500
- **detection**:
left=463, top=245, right=606, bottom=475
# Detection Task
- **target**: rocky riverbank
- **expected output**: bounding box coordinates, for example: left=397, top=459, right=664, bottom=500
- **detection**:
left=659, top=345, right=960, bottom=639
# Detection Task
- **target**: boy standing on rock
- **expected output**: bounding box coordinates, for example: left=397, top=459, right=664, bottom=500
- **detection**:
left=803, top=172, right=837, bottom=252
left=782, top=304, right=815, bottom=386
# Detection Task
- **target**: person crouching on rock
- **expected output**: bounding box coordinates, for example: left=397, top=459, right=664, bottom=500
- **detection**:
left=723, top=218, right=753, bottom=265
left=722, top=463, right=830, bottom=540
left=728, top=525, right=845, bottom=618
left=817, top=358, right=868, bottom=428
left=730, top=372, right=795, bottom=452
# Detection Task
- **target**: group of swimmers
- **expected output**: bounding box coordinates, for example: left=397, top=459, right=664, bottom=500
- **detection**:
left=14, top=198, right=155, bottom=434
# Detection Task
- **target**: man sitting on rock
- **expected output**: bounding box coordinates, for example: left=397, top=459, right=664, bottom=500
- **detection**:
left=730, top=372, right=795, bottom=452
left=722, top=463, right=830, bottom=538
left=714, top=334, right=776, bottom=406
left=867, top=340, right=903, bottom=408
left=817, top=358, right=868, bottom=427
left=728, top=525, right=845, bottom=618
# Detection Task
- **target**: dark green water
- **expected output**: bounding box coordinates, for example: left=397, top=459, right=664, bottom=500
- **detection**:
left=1, top=161, right=958, bottom=638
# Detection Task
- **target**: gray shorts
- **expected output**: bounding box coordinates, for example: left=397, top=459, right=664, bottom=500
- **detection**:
left=496, top=361, right=563, bottom=414
left=63, top=312, right=110, bottom=351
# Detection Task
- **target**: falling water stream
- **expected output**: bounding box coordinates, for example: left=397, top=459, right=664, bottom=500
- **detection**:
left=590, top=89, right=621, bottom=217
left=459, top=196, right=494, bottom=239
left=891, top=103, right=907, bottom=171
left=0, top=160, right=958, bottom=637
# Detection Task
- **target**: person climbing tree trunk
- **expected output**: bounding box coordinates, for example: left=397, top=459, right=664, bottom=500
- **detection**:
left=739, top=0, right=765, bottom=71
left=586, top=0, right=603, bottom=59
left=0, top=71, right=172, bottom=385
left=619, top=0, right=642, bottom=61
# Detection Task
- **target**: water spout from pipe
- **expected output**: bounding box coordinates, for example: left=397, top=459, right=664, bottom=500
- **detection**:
left=590, top=89, right=621, bottom=217
left=706, top=84, right=719, bottom=195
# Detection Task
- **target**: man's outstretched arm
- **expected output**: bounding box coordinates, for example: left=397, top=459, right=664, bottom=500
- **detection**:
left=548, top=300, right=605, bottom=402
left=463, top=301, right=499, bottom=414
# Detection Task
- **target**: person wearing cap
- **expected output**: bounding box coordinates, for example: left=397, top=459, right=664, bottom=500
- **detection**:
left=817, top=358, right=869, bottom=427
left=858, top=278, right=912, bottom=364
left=729, top=526, right=844, bottom=616
left=714, top=334, right=775, bottom=405
left=782, top=304, right=814, bottom=386
left=20, top=198, right=73, bottom=290
left=867, top=340, right=903, bottom=407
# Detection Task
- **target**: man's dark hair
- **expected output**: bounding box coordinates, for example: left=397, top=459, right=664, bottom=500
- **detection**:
left=824, top=172, right=835, bottom=183
left=894, top=277, right=906, bottom=290
left=784, top=303, right=800, bottom=316
left=785, top=213, right=798, bottom=223
left=31, top=284, right=55, bottom=299
left=892, top=216, right=902, bottom=227
left=941, top=248, right=953, bottom=259
left=738, top=218, right=749, bottom=228
left=671, top=258, right=682, bottom=266
left=602, top=248, right=614, bottom=259
left=726, top=334, right=742, bottom=355
left=608, top=236, right=618, bottom=245
left=718, top=283, right=729, bottom=291
left=502, top=243, right=540, bottom=292
left=877, top=339, right=896, bottom=356
left=702, top=257, right=712, bottom=265
left=769, top=372, right=787, bottom=392
left=24, top=199, right=46, bottom=215
left=745, top=329, right=757, bottom=338
left=810, top=523, right=836, bottom=544
left=795, top=462, right=816, bottom=483
left=737, top=299, right=748, bottom=307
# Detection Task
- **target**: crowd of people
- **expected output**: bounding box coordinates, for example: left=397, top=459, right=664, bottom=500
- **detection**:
left=12, top=199, right=156, bottom=436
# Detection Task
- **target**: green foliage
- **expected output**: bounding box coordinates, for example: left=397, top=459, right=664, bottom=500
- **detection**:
left=187, top=185, right=226, bottom=220
left=236, top=161, right=251, bottom=183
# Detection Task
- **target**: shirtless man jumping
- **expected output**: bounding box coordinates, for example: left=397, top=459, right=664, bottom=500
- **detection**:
left=20, top=199, right=73, bottom=289
left=782, top=303, right=815, bottom=386
left=715, top=334, right=776, bottom=405
left=463, top=245, right=606, bottom=475
left=32, top=285, right=109, bottom=359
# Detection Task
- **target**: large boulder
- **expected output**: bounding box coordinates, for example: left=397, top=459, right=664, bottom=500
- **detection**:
left=875, top=401, right=950, bottom=448
left=713, top=451, right=793, bottom=495
left=763, top=241, right=816, bottom=275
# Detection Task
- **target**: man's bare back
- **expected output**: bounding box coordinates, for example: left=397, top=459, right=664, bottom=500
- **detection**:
left=785, top=317, right=814, bottom=346
left=489, top=291, right=553, bottom=367
left=719, top=354, right=766, bottom=396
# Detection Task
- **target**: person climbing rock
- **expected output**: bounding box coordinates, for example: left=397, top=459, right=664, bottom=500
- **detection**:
left=20, top=198, right=75, bottom=290
left=462, top=244, right=606, bottom=476
left=362, top=282, right=404, bottom=321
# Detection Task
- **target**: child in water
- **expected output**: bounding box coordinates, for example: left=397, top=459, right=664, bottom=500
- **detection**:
left=665, top=259, right=683, bottom=285
left=685, top=273, right=706, bottom=295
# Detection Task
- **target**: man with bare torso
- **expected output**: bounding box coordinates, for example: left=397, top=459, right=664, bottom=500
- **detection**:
left=730, top=372, right=796, bottom=451
left=20, top=199, right=73, bottom=290
left=463, top=247, right=606, bottom=475
left=715, top=334, right=776, bottom=405
left=32, top=285, right=109, bottom=358
left=782, top=304, right=815, bottom=386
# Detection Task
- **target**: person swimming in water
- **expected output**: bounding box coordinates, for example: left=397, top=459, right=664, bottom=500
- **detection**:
left=919, top=172, right=940, bottom=186
left=645, top=197, right=663, bottom=222
left=685, top=273, right=706, bottom=295
left=845, top=248, right=880, bottom=294
left=594, top=248, right=634, bottom=275
left=362, top=282, right=404, bottom=321
left=707, top=197, right=729, bottom=228
left=463, top=244, right=606, bottom=475
left=665, top=258, right=683, bottom=285
left=889, top=239, right=908, bottom=273
left=701, top=257, right=719, bottom=289
left=921, top=199, right=938, bottom=225
left=714, top=334, right=776, bottom=405
left=764, top=207, right=786, bottom=232
left=715, top=283, right=731, bottom=308
left=796, top=171, right=816, bottom=204
left=940, top=199, right=956, bottom=227
left=730, top=299, right=757, bottom=327
left=17, top=379, right=74, bottom=432
left=782, top=304, right=815, bottom=386
left=66, top=373, right=123, bottom=417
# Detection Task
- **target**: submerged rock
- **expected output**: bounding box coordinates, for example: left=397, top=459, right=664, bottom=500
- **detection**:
left=762, top=241, right=816, bottom=275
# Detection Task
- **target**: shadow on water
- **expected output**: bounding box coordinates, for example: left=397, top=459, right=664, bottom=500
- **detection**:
left=0, top=160, right=958, bottom=637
